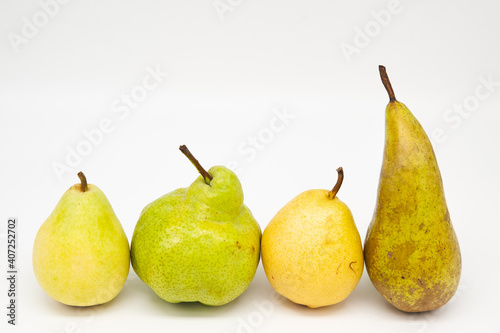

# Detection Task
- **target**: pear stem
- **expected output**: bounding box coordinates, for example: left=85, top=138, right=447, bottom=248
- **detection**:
left=77, top=171, right=88, bottom=192
left=328, top=167, right=344, bottom=199
left=179, top=145, right=213, bottom=184
left=379, top=65, right=396, bottom=102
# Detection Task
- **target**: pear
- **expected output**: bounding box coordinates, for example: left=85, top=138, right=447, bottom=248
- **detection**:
left=364, top=66, right=462, bottom=312
left=32, top=172, right=130, bottom=306
left=130, top=145, right=261, bottom=306
left=261, top=168, right=364, bottom=308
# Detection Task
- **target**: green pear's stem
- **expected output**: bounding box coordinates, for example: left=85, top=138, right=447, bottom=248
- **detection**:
left=379, top=65, right=396, bottom=102
left=179, top=145, right=213, bottom=184
left=77, top=171, right=88, bottom=192
left=328, top=167, right=344, bottom=199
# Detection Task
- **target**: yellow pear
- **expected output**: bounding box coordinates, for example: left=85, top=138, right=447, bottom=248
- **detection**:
left=33, top=172, right=130, bottom=306
left=261, top=168, right=363, bottom=308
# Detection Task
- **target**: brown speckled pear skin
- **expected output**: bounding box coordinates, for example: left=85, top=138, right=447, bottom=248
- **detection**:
left=364, top=66, right=462, bottom=313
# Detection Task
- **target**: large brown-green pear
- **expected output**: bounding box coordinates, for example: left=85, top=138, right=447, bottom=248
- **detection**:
left=364, top=66, right=462, bottom=312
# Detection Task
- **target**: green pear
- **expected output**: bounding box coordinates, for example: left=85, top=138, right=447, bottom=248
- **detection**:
left=33, top=172, right=130, bottom=306
left=364, top=66, right=462, bottom=312
left=130, top=145, right=261, bottom=306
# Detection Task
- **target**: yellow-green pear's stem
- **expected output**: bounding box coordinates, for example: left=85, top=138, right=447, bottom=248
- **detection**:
left=77, top=171, right=88, bottom=192
left=179, top=145, right=213, bottom=184
left=328, top=167, right=344, bottom=199
left=379, top=65, right=396, bottom=102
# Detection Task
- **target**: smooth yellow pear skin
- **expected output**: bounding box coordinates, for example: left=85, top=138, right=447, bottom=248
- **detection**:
left=33, top=174, right=130, bottom=306
left=364, top=66, right=462, bottom=312
left=262, top=183, right=363, bottom=308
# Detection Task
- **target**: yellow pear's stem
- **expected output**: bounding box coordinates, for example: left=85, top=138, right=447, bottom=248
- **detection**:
left=379, top=65, right=396, bottom=102
left=77, top=171, right=88, bottom=192
left=179, top=145, right=213, bottom=184
left=328, top=167, right=344, bottom=199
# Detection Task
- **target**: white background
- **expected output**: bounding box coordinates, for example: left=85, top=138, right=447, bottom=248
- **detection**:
left=1, top=0, right=500, bottom=332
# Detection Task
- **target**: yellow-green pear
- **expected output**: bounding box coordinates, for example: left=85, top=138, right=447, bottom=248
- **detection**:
left=33, top=172, right=130, bottom=306
left=364, top=66, right=462, bottom=312
left=262, top=168, right=363, bottom=308
left=130, top=146, right=261, bottom=306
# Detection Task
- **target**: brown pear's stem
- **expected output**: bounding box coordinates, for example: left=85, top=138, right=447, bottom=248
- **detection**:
left=379, top=65, right=396, bottom=102
left=179, top=145, right=213, bottom=184
left=328, top=167, right=344, bottom=199
left=77, top=171, right=88, bottom=192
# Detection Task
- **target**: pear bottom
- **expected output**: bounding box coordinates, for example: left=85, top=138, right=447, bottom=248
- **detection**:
left=33, top=238, right=130, bottom=306
left=364, top=236, right=461, bottom=313
left=364, top=210, right=461, bottom=313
